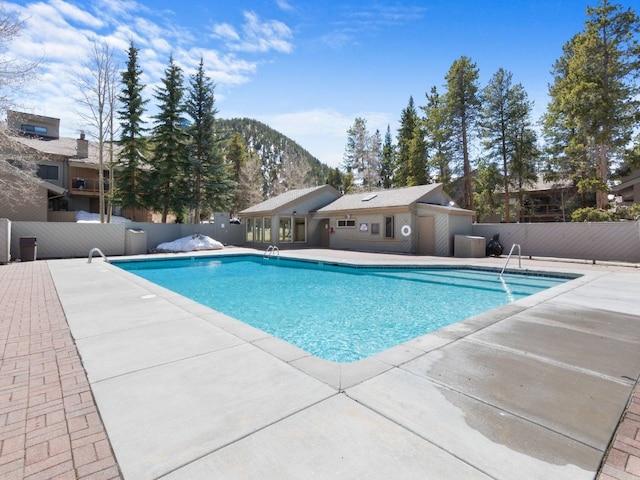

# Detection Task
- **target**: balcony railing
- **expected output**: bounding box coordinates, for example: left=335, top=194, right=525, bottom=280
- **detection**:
left=70, top=177, right=110, bottom=193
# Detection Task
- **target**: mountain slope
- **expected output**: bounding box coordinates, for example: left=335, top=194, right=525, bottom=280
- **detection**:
left=218, top=118, right=332, bottom=195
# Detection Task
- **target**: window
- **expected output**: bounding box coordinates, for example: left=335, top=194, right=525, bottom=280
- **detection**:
left=255, top=217, right=263, bottom=243
left=371, top=223, right=380, bottom=235
left=279, top=217, right=292, bottom=242
left=264, top=217, right=271, bottom=243
left=246, top=218, right=254, bottom=242
left=385, top=216, right=394, bottom=238
left=37, top=164, right=59, bottom=180
left=337, top=219, right=356, bottom=228
left=21, top=124, right=47, bottom=135
left=293, top=217, right=306, bottom=242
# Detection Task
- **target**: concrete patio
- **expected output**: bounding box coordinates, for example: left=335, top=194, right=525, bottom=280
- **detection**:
left=1, top=249, right=639, bottom=479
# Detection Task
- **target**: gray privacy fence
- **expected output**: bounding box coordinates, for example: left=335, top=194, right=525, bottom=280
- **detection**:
left=1, top=215, right=244, bottom=263
left=2, top=217, right=639, bottom=264
left=472, top=221, right=640, bottom=263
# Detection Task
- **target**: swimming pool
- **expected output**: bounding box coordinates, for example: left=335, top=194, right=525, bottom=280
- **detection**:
left=115, top=255, right=571, bottom=362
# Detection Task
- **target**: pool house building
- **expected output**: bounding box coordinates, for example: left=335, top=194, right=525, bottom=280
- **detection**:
left=240, top=183, right=475, bottom=256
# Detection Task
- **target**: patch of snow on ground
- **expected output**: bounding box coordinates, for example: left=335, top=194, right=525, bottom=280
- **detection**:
left=76, top=210, right=130, bottom=224
left=156, top=234, right=224, bottom=253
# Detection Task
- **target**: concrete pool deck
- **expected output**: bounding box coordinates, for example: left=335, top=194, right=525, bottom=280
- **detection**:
left=1, top=249, right=639, bottom=479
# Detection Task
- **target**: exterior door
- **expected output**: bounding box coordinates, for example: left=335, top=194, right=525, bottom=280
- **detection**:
left=320, top=219, right=330, bottom=247
left=418, top=216, right=435, bottom=255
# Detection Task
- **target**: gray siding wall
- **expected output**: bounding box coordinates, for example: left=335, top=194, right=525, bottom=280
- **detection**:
left=417, top=206, right=473, bottom=256
left=328, top=212, right=413, bottom=253
left=472, top=222, right=640, bottom=263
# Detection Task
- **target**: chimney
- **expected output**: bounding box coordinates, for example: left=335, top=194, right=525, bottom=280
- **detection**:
left=77, top=131, right=89, bottom=158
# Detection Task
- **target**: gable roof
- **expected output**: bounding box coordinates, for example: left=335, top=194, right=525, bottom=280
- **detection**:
left=316, top=184, right=447, bottom=213
left=240, top=185, right=340, bottom=214
left=13, top=135, right=117, bottom=167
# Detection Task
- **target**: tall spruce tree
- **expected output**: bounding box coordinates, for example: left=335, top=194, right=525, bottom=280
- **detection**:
left=407, top=123, right=429, bottom=186
left=150, top=55, right=190, bottom=223
left=473, top=159, right=502, bottom=223
left=422, top=86, right=453, bottom=187
left=380, top=125, right=395, bottom=189
left=511, top=126, right=539, bottom=222
left=544, top=0, right=640, bottom=210
left=185, top=58, right=234, bottom=222
left=395, top=96, right=419, bottom=187
left=444, top=56, right=481, bottom=211
left=116, top=41, right=148, bottom=217
left=480, top=68, right=536, bottom=222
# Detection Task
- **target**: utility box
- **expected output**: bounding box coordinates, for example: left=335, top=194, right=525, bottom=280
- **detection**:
left=20, top=236, right=37, bottom=262
left=125, top=229, right=147, bottom=255
left=454, top=235, right=486, bottom=258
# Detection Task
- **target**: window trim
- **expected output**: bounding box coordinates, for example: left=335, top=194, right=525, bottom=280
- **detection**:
left=337, top=218, right=356, bottom=228
left=384, top=216, right=394, bottom=238
left=37, top=164, right=59, bottom=181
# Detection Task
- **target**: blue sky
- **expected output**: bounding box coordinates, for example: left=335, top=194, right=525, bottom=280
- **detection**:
left=6, top=0, right=635, bottom=168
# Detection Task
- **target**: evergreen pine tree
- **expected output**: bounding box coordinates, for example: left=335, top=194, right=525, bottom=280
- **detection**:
left=422, top=86, right=453, bottom=187
left=407, top=123, right=428, bottom=186
left=380, top=125, right=395, bottom=189
left=444, top=56, right=481, bottom=211
left=544, top=0, right=640, bottom=210
left=150, top=55, right=190, bottom=223
left=326, top=167, right=344, bottom=192
left=185, top=58, right=234, bottom=223
left=480, top=68, right=537, bottom=222
left=116, top=41, right=149, bottom=216
left=395, top=96, right=419, bottom=187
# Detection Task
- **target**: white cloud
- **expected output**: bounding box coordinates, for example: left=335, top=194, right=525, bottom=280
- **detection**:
left=213, top=11, right=293, bottom=53
left=5, top=0, right=291, bottom=139
left=50, top=0, right=105, bottom=28
left=275, top=0, right=294, bottom=12
left=212, top=23, right=240, bottom=42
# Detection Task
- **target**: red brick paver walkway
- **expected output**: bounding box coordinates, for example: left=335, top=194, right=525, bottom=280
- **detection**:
left=599, top=382, right=640, bottom=480
left=0, top=261, right=121, bottom=480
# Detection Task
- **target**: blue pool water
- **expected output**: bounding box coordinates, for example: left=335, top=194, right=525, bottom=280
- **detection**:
left=115, top=255, right=570, bottom=362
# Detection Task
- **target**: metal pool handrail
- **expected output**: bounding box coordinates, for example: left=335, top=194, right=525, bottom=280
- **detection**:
left=263, top=245, right=280, bottom=259
left=88, top=247, right=109, bottom=263
left=499, top=244, right=521, bottom=278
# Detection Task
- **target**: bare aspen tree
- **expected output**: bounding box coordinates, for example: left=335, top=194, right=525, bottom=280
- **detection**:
left=106, top=58, right=119, bottom=223
left=75, top=39, right=119, bottom=223
left=0, top=1, right=42, bottom=204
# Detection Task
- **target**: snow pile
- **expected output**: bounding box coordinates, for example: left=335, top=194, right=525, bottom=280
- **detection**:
left=156, top=234, right=224, bottom=253
left=76, top=210, right=130, bottom=224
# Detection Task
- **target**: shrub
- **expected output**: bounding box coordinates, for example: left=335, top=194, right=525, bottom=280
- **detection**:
left=571, top=207, right=613, bottom=222
left=614, top=203, right=640, bottom=221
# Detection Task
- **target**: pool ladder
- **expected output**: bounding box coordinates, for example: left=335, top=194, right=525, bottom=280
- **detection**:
left=499, top=244, right=521, bottom=278
left=263, top=245, right=280, bottom=259
left=88, top=247, right=109, bottom=263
